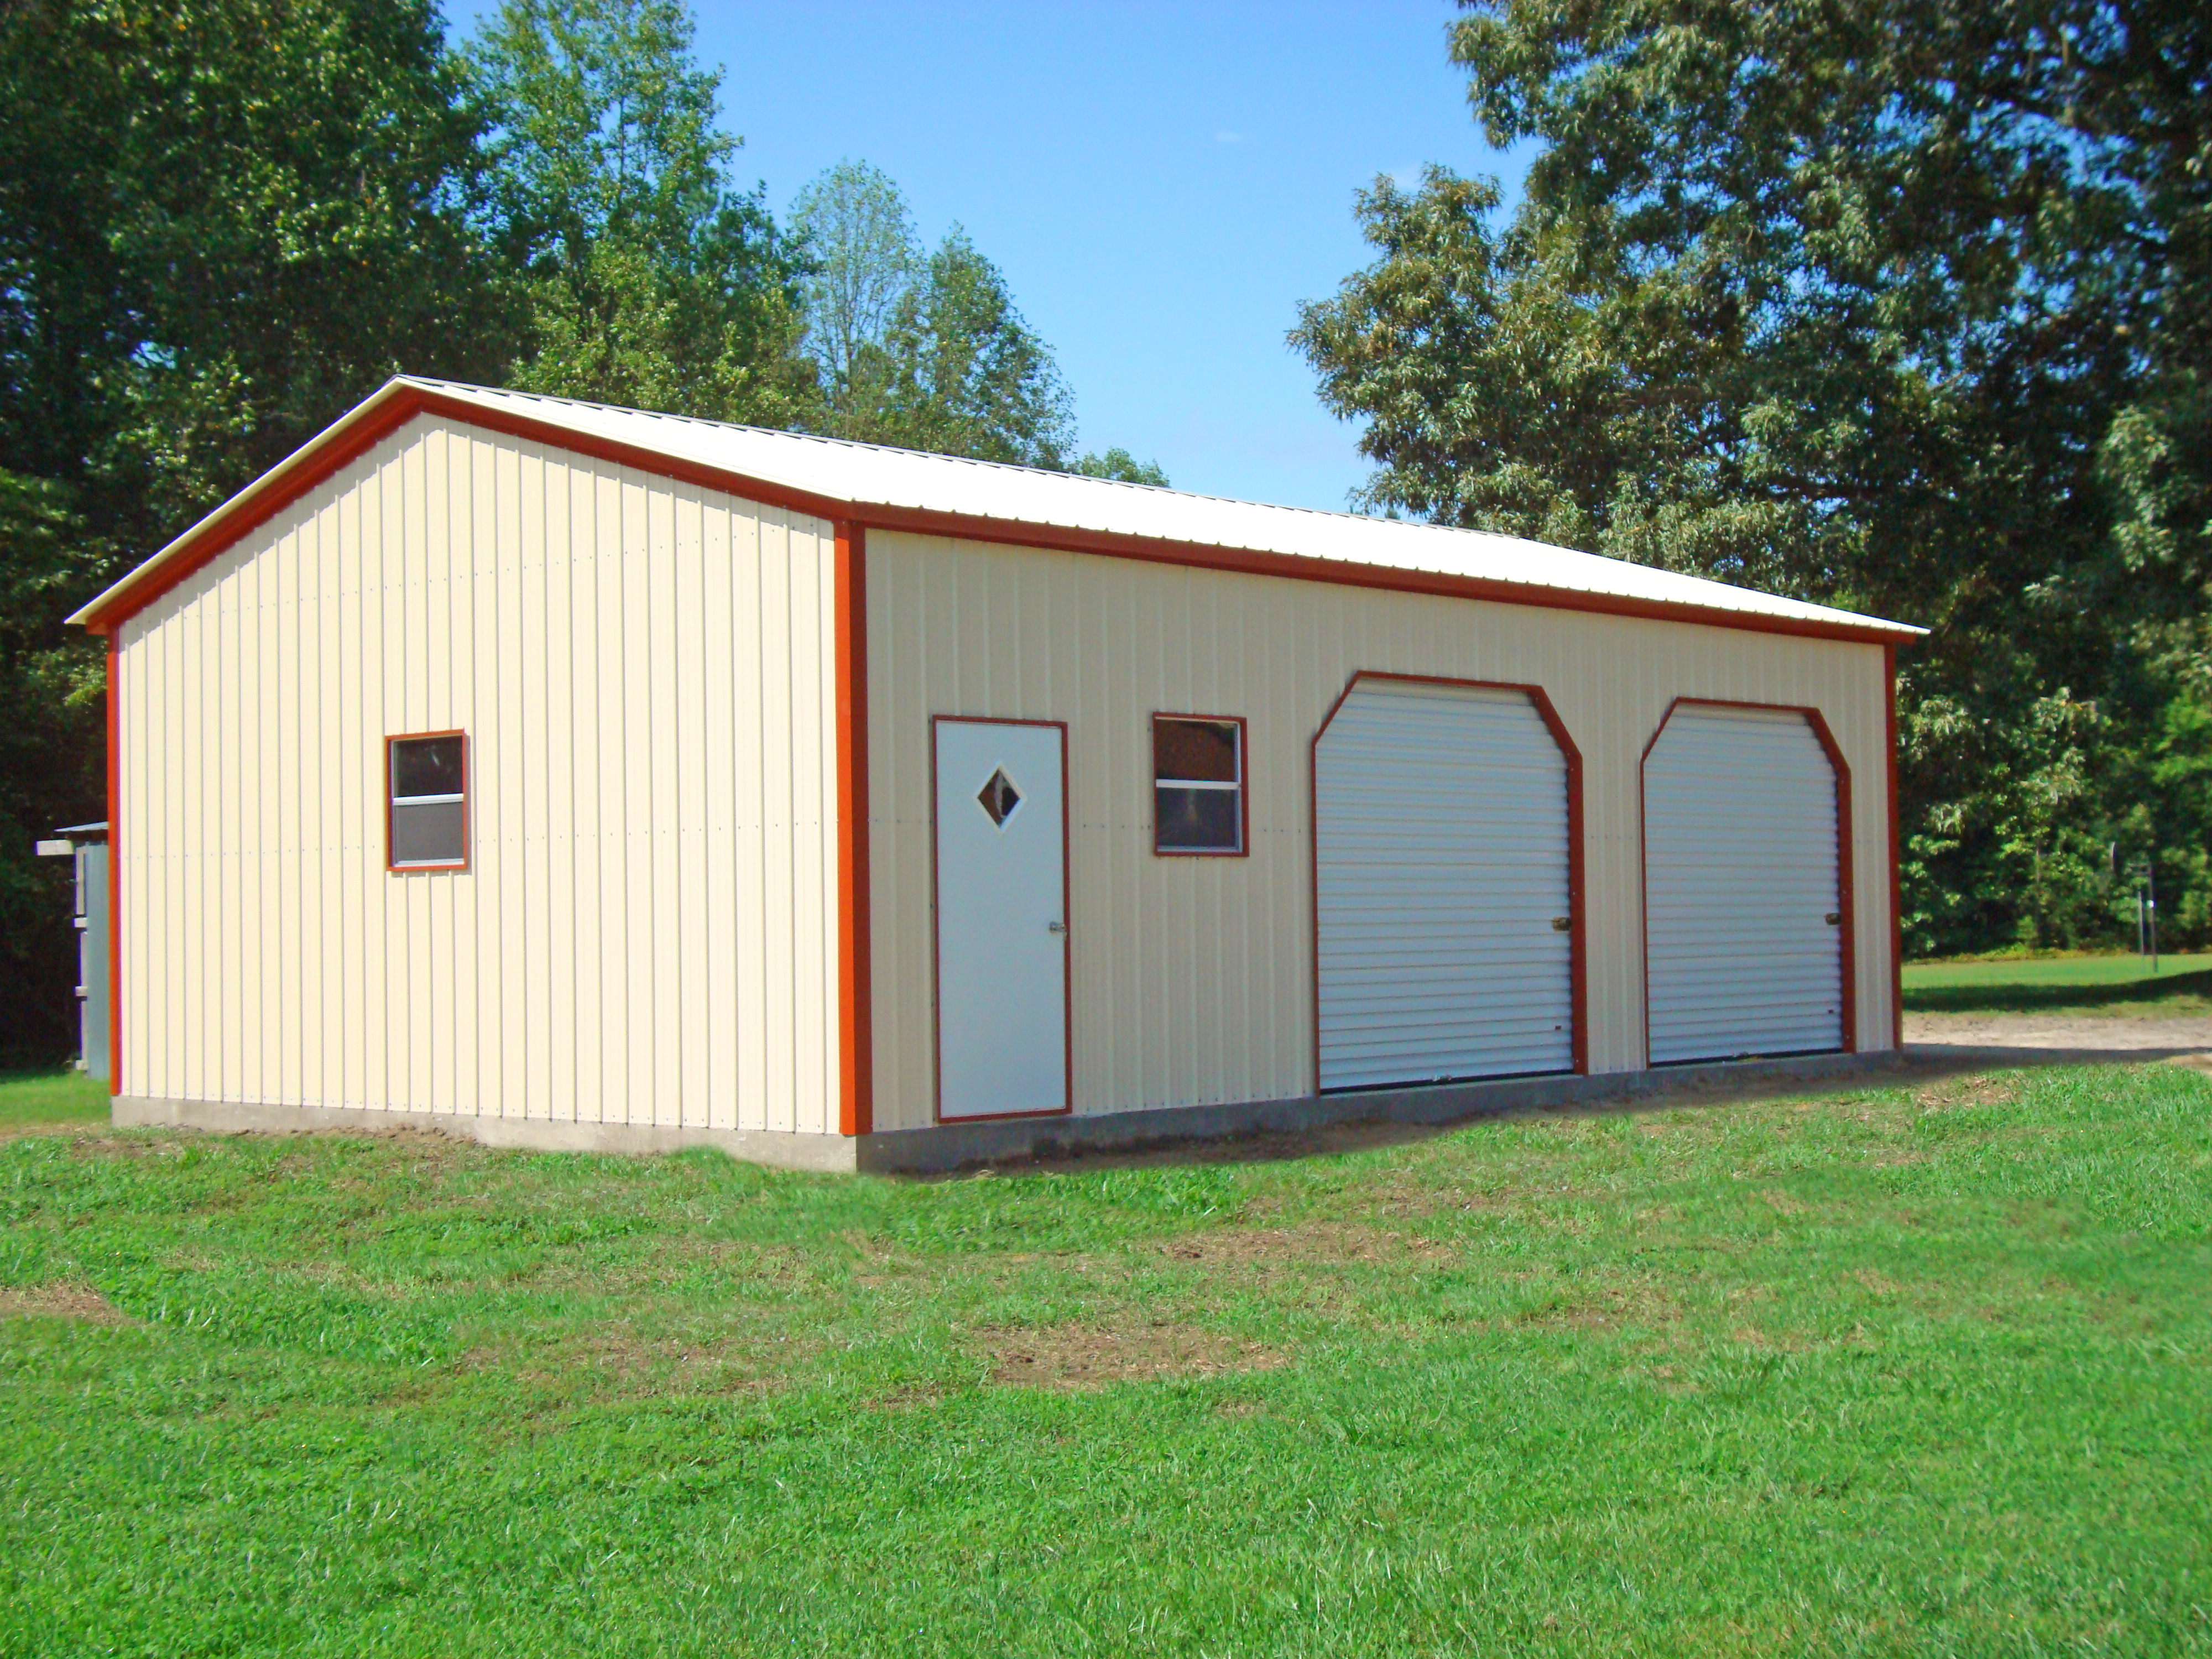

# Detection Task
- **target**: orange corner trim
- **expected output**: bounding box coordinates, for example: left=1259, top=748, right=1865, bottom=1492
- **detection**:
left=835, top=522, right=873, bottom=1138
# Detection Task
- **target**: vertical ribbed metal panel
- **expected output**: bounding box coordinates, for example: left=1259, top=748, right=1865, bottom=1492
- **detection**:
left=106, top=423, right=1898, bottom=1138
left=866, top=529, right=1899, bottom=1130
left=1644, top=705, right=1842, bottom=1062
left=1314, top=681, right=1572, bottom=1090
left=112, top=416, right=843, bottom=1133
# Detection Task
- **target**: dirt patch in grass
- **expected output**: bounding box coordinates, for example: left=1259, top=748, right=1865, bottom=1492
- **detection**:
left=0, top=1121, right=112, bottom=1145
left=486, top=1320, right=816, bottom=1402
left=865, top=1382, right=949, bottom=1412
left=319, top=1131, right=477, bottom=1182
left=0, top=1282, right=131, bottom=1325
left=1637, top=1359, right=1705, bottom=1394
left=983, top=1320, right=1287, bottom=1390
left=1262, top=1168, right=1617, bottom=1235
left=1916, top=1076, right=2025, bottom=1111
left=514, top=1237, right=818, bottom=1299
left=904, top=1218, right=1471, bottom=1307
left=1513, top=1275, right=1681, bottom=1334
left=1152, top=1219, right=1459, bottom=1271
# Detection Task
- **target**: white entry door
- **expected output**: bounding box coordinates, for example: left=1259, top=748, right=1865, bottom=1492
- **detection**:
left=1643, top=703, right=1844, bottom=1063
left=933, top=719, right=1070, bottom=1119
left=1314, top=679, right=1575, bottom=1091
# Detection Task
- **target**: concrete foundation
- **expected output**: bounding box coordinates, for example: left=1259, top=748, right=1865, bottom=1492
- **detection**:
left=111, top=1095, right=860, bottom=1173
left=115, top=1047, right=1918, bottom=1175
left=858, top=1048, right=1919, bottom=1171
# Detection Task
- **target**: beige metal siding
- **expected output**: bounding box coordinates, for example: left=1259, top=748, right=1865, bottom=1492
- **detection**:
left=865, top=530, right=1897, bottom=1131
left=114, top=416, right=842, bottom=1131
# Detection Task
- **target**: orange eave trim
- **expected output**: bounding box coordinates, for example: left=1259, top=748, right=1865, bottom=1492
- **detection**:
left=72, top=383, right=1922, bottom=648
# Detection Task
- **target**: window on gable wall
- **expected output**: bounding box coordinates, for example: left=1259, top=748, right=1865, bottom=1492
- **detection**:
left=1153, top=716, right=1245, bottom=855
left=388, top=733, right=468, bottom=870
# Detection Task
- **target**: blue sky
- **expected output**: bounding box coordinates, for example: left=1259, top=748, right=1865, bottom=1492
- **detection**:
left=450, top=2, right=1533, bottom=512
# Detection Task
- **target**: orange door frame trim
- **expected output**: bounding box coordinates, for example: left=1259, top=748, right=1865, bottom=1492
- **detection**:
left=1637, top=696, right=1858, bottom=1067
left=1308, top=671, right=1589, bottom=1091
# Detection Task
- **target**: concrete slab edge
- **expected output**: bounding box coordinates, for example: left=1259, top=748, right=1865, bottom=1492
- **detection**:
left=111, top=1095, right=859, bottom=1174
left=854, top=1048, right=1921, bottom=1173
left=114, top=1049, right=1926, bottom=1177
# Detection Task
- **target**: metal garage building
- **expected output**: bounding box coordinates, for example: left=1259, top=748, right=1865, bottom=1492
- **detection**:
left=71, top=379, right=1920, bottom=1170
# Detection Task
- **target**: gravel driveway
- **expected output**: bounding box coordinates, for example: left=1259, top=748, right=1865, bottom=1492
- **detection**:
left=1905, top=1009, right=2212, bottom=1062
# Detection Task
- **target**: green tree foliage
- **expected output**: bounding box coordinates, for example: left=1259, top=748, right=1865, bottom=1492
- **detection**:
left=0, top=0, right=518, bottom=1060
left=0, top=0, right=1133, bottom=1059
left=871, top=230, right=1074, bottom=468
left=468, top=0, right=817, bottom=424
left=790, top=161, right=1077, bottom=467
left=789, top=159, right=919, bottom=406
left=1073, top=448, right=1171, bottom=487
left=1294, top=1, right=2211, bottom=956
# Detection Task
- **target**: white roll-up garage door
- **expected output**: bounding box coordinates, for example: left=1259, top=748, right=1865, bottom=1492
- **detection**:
left=1315, top=679, right=1574, bottom=1091
left=1644, top=703, right=1844, bottom=1063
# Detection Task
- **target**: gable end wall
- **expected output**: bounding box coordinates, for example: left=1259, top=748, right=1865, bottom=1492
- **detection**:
left=112, top=415, right=842, bottom=1132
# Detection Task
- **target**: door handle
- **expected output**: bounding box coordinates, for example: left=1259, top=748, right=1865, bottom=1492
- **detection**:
left=1047, top=921, right=1067, bottom=934
left=1824, top=912, right=1841, bottom=926
left=1551, top=916, right=1571, bottom=932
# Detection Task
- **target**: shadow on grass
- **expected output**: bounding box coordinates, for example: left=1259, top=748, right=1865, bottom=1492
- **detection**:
left=1010, top=1048, right=2167, bottom=1177
left=1903, top=966, right=2212, bottom=1016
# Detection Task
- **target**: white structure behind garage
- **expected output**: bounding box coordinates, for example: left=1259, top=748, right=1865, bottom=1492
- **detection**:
left=73, top=379, right=1919, bottom=1167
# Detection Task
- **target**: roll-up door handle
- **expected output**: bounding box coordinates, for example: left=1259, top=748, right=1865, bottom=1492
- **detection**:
left=1047, top=920, right=1067, bottom=935
left=1824, top=912, right=1841, bottom=926
left=1551, top=916, right=1572, bottom=932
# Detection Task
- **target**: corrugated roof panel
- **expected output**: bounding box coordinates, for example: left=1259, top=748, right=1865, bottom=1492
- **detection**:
left=71, top=375, right=1925, bottom=639
left=403, top=379, right=1913, bottom=635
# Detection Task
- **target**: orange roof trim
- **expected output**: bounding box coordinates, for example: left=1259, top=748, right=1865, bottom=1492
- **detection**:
left=72, top=378, right=1924, bottom=646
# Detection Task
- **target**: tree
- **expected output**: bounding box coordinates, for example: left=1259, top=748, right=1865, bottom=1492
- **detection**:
left=3, top=0, right=516, bottom=553
left=1073, top=448, right=1170, bottom=487
left=1295, top=0, right=2212, bottom=956
left=789, top=159, right=919, bottom=403
left=469, top=0, right=816, bottom=425
left=0, top=0, right=518, bottom=1061
left=787, top=163, right=1076, bottom=467
left=867, top=230, right=1075, bottom=467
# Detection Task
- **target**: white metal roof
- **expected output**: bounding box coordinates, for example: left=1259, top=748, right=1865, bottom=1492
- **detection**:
left=74, top=375, right=1922, bottom=639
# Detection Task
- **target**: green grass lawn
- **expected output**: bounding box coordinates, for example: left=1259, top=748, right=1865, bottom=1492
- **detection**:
left=0, top=1066, right=109, bottom=1133
left=1903, top=951, right=2212, bottom=1016
left=2, top=1065, right=2209, bottom=1656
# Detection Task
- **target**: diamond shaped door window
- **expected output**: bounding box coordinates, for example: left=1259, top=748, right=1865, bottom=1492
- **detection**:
left=976, top=768, right=1022, bottom=827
